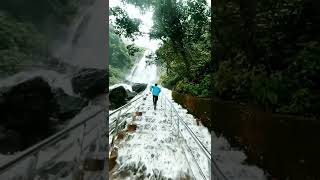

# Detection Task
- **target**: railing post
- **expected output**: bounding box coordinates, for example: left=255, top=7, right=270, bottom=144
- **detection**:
left=26, top=152, right=39, bottom=180
left=110, top=109, right=122, bottom=152
left=115, top=109, right=122, bottom=135
left=79, top=121, right=87, bottom=161
left=74, top=121, right=87, bottom=180
left=208, top=159, right=211, bottom=180
left=96, top=121, right=101, bottom=154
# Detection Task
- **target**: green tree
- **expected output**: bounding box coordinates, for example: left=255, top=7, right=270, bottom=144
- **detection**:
left=0, top=0, right=81, bottom=76
left=214, top=0, right=320, bottom=116
left=119, top=0, right=211, bottom=96
left=109, top=26, right=144, bottom=85
left=109, top=6, right=142, bottom=40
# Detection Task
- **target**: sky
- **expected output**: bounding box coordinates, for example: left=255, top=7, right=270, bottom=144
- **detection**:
left=109, top=0, right=211, bottom=52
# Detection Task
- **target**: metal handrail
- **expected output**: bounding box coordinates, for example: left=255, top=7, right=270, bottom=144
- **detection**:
left=162, top=94, right=228, bottom=180
left=108, top=91, right=145, bottom=133
left=109, top=91, right=145, bottom=117
left=0, top=107, right=106, bottom=176
left=108, top=90, right=146, bottom=153
left=106, top=89, right=227, bottom=179
left=160, top=95, right=208, bottom=180
left=163, top=95, right=211, bottom=158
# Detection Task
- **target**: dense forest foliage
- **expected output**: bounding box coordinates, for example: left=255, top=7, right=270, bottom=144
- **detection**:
left=109, top=6, right=147, bottom=85
left=0, top=0, right=81, bottom=76
left=0, top=13, right=46, bottom=75
left=109, top=26, right=144, bottom=85
left=214, top=0, right=320, bottom=117
left=113, top=0, right=320, bottom=117
left=113, top=0, right=212, bottom=97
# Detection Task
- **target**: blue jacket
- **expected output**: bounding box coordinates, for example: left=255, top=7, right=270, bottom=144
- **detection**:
left=150, top=85, right=161, bottom=96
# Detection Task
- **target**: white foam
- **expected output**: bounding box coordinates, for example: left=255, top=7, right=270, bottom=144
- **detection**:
left=110, top=87, right=266, bottom=179
left=0, top=70, right=74, bottom=96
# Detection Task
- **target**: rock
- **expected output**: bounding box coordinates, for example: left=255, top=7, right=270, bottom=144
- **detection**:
left=0, top=77, right=54, bottom=131
left=0, top=77, right=55, bottom=152
left=51, top=88, right=88, bottom=121
left=109, top=86, right=128, bottom=109
left=71, top=68, right=108, bottom=98
left=0, top=76, right=88, bottom=153
left=132, top=83, right=147, bottom=93
left=0, top=129, right=22, bottom=153
left=126, top=89, right=137, bottom=100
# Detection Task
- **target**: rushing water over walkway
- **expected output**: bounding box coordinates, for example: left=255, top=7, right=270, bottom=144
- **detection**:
left=108, top=85, right=267, bottom=180
left=109, top=89, right=211, bottom=179
left=109, top=29, right=265, bottom=179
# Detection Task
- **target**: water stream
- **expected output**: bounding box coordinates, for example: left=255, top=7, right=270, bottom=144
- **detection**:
left=126, top=50, right=158, bottom=84
left=50, top=0, right=107, bottom=69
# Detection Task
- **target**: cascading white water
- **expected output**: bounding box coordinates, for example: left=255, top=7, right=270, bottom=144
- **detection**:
left=126, top=50, right=158, bottom=84
left=51, top=0, right=107, bottom=69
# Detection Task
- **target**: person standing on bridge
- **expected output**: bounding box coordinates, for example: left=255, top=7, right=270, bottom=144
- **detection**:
left=150, top=83, right=161, bottom=110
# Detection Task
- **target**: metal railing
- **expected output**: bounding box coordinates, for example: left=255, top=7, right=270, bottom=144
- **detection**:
left=108, top=91, right=145, bottom=151
left=109, top=91, right=145, bottom=117
left=0, top=86, right=226, bottom=180
left=161, top=94, right=228, bottom=180
left=107, top=88, right=228, bottom=180
left=0, top=106, right=107, bottom=180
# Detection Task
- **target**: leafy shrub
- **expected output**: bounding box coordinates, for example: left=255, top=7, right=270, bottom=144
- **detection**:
left=212, top=60, right=250, bottom=100
left=0, top=13, right=47, bottom=76
left=109, top=65, right=124, bottom=85
left=278, top=88, right=312, bottom=114
left=249, top=67, right=283, bottom=108
left=288, top=42, right=320, bottom=89
left=160, top=73, right=181, bottom=89
left=0, top=49, right=28, bottom=75
left=211, top=57, right=318, bottom=115
left=174, top=74, right=211, bottom=97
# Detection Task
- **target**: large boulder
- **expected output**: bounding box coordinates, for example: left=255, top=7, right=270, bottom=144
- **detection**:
left=132, top=83, right=147, bottom=93
left=51, top=88, right=88, bottom=121
left=126, top=89, right=137, bottom=101
left=0, top=76, right=89, bottom=153
left=71, top=68, right=108, bottom=99
left=0, top=77, right=55, bottom=152
left=109, top=86, right=128, bottom=109
left=0, top=128, right=22, bottom=153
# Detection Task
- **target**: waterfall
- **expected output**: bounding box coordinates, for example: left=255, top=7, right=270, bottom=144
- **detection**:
left=50, top=0, right=107, bottom=69
left=126, top=50, right=158, bottom=84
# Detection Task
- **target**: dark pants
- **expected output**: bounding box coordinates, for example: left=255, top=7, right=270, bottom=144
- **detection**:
left=153, top=95, right=158, bottom=107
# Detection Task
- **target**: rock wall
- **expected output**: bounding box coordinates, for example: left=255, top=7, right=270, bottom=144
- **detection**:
left=172, top=91, right=320, bottom=180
